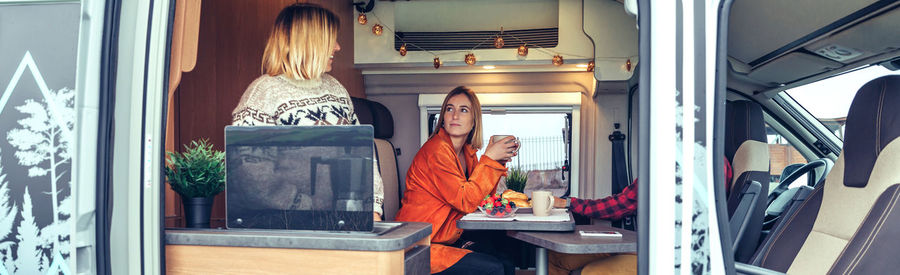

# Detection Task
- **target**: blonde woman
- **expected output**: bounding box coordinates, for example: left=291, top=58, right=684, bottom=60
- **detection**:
left=231, top=3, right=384, bottom=221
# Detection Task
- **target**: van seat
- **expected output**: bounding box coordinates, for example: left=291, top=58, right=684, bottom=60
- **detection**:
left=725, top=100, right=771, bottom=262
left=749, top=75, right=900, bottom=274
left=352, top=97, right=401, bottom=221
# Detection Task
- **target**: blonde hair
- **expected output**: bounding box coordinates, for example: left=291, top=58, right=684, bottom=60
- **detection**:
left=432, top=86, right=484, bottom=150
left=261, top=3, right=339, bottom=80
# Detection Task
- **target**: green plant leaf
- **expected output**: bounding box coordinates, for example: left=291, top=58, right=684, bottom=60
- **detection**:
left=165, top=138, right=226, bottom=198
left=506, top=167, right=528, bottom=193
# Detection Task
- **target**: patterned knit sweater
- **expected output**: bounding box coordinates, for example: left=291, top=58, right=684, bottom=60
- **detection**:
left=232, top=74, right=385, bottom=215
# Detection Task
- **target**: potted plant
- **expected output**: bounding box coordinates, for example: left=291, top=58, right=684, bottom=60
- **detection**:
left=505, top=167, right=528, bottom=193
left=165, top=139, right=225, bottom=228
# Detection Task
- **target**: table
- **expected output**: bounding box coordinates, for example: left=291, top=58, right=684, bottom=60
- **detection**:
left=508, top=224, right=637, bottom=275
left=456, top=208, right=576, bottom=275
left=456, top=208, right=576, bottom=231
left=165, top=222, right=432, bottom=274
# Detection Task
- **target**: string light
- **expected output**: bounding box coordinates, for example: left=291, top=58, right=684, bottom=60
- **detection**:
left=518, top=45, right=528, bottom=56
left=372, top=24, right=383, bottom=35
left=364, top=9, right=605, bottom=69
left=552, top=55, right=564, bottom=66
left=357, top=13, right=367, bottom=25
left=494, top=27, right=505, bottom=49
left=465, top=53, right=477, bottom=65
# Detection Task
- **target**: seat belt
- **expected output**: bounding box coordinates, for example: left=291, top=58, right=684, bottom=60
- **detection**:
left=609, top=123, right=636, bottom=230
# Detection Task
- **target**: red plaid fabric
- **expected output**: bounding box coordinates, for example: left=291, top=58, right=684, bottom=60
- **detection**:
left=569, top=179, right=638, bottom=220
left=569, top=157, right=733, bottom=221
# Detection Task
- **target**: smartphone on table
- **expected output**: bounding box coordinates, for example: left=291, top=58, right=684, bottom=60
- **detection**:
left=579, top=230, right=622, bottom=237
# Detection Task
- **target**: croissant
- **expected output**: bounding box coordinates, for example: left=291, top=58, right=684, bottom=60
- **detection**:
left=508, top=198, right=531, bottom=208
left=501, top=189, right=528, bottom=200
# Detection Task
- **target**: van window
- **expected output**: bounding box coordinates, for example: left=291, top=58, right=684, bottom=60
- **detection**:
left=0, top=2, right=80, bottom=273
left=478, top=113, right=569, bottom=171
left=766, top=123, right=808, bottom=190
left=784, top=66, right=898, bottom=140
left=428, top=111, right=572, bottom=194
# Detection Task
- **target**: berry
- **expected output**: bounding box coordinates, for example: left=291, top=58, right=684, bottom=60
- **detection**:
left=509, top=201, right=516, bottom=208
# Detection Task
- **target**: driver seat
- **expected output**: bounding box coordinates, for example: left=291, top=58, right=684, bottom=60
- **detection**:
left=749, top=75, right=900, bottom=273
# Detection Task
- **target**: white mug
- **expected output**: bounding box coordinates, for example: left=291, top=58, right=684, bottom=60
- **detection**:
left=531, top=190, right=554, bottom=216
left=490, top=135, right=521, bottom=154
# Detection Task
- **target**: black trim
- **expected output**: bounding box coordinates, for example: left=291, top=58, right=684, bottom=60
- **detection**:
left=773, top=95, right=841, bottom=155
left=138, top=0, right=157, bottom=271
left=159, top=0, right=177, bottom=273
left=97, top=0, right=122, bottom=274
left=627, top=85, right=637, bottom=184
left=747, top=0, right=899, bottom=67
left=716, top=0, right=738, bottom=274
left=636, top=0, right=650, bottom=273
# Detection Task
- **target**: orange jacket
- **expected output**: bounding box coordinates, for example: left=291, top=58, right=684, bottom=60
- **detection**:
left=394, top=129, right=508, bottom=273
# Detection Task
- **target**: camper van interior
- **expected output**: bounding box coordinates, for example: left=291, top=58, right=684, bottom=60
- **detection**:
left=1, top=0, right=899, bottom=274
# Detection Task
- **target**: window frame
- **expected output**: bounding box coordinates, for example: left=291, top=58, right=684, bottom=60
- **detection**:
left=417, top=92, right=582, bottom=197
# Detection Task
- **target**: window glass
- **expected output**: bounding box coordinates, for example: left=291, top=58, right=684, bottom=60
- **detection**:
left=0, top=3, right=80, bottom=273
left=766, top=123, right=808, bottom=190
left=478, top=113, right=568, bottom=171
left=430, top=112, right=571, bottom=194
left=785, top=66, right=898, bottom=140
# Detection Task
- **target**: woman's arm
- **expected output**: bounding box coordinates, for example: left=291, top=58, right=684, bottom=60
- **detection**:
left=568, top=180, right=639, bottom=220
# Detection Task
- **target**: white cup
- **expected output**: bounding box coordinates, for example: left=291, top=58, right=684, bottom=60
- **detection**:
left=531, top=190, right=554, bottom=216
left=490, top=135, right=521, bottom=154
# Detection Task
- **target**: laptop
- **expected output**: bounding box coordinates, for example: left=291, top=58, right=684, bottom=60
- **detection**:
left=224, top=125, right=375, bottom=232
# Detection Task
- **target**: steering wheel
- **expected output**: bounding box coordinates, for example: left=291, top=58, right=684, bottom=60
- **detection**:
left=767, top=158, right=832, bottom=205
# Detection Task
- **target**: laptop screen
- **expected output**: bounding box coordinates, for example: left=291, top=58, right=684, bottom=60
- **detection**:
left=224, top=125, right=374, bottom=232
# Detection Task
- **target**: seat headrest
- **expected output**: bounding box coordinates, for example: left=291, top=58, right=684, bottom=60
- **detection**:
left=351, top=97, right=394, bottom=139
left=842, top=75, right=900, bottom=188
left=725, top=100, right=767, bottom=162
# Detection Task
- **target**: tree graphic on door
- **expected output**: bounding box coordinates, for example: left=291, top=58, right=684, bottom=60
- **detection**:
left=0, top=155, right=18, bottom=272
left=6, top=87, right=74, bottom=225
left=0, top=51, right=74, bottom=274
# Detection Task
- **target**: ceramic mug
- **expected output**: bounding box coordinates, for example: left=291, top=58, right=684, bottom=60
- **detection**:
left=490, top=135, right=521, bottom=154
left=531, top=190, right=554, bottom=216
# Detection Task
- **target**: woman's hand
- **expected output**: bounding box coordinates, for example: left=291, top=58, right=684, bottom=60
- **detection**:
left=484, top=136, right=518, bottom=162
left=373, top=212, right=382, bottom=222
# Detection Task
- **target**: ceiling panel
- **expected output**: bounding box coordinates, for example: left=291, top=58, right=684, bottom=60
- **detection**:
left=728, top=0, right=876, bottom=64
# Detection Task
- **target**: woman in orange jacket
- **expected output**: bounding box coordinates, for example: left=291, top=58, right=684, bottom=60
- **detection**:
left=394, top=86, right=519, bottom=274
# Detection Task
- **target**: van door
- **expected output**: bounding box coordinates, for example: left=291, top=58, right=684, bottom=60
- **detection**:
left=0, top=1, right=98, bottom=274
